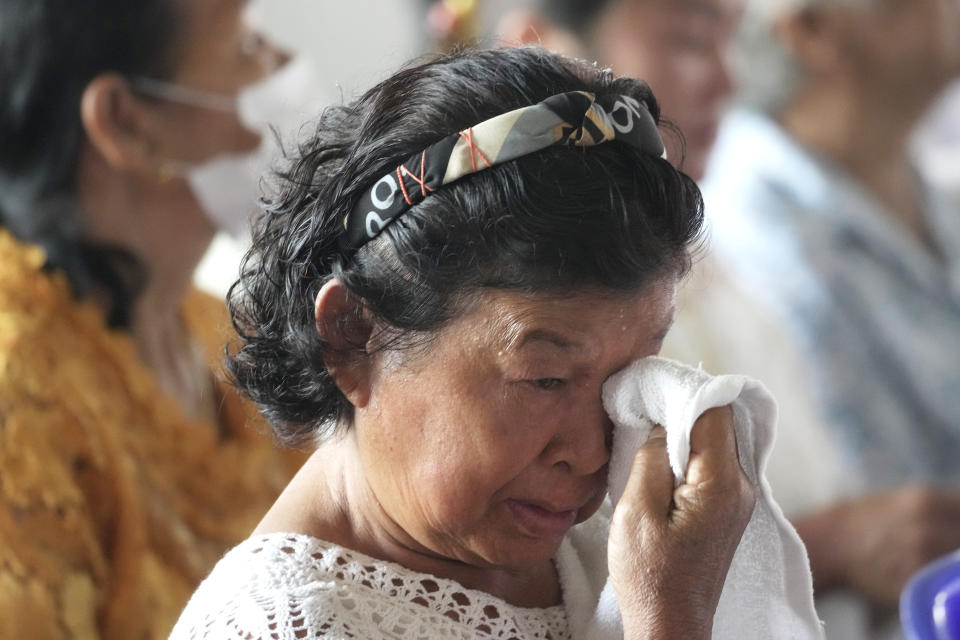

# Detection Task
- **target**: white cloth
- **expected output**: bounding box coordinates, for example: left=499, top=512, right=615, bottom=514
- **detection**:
left=557, top=356, right=823, bottom=640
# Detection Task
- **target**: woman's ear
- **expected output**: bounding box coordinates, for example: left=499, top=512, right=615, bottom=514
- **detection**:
left=80, top=73, right=159, bottom=173
left=315, top=279, right=375, bottom=408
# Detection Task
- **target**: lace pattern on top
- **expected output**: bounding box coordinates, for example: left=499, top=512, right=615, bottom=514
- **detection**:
left=170, top=533, right=571, bottom=640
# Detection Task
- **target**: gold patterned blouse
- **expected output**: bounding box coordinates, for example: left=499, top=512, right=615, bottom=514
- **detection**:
left=0, top=231, right=306, bottom=640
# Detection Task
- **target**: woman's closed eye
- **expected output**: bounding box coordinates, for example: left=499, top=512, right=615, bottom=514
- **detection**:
left=531, top=377, right=566, bottom=391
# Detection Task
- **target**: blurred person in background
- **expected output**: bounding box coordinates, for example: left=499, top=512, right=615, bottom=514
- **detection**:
left=701, top=0, right=960, bottom=635
left=0, top=0, right=307, bottom=638
left=483, top=0, right=745, bottom=181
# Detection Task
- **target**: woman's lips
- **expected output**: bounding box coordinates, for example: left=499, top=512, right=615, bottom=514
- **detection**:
left=507, top=500, right=578, bottom=538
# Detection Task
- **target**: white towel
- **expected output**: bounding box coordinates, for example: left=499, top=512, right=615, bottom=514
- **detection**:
left=557, top=356, right=824, bottom=639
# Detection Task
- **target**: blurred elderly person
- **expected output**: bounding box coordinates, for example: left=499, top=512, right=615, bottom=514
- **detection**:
left=0, top=1, right=306, bottom=638
left=702, top=0, right=960, bottom=628
left=487, top=0, right=745, bottom=181
left=166, top=47, right=781, bottom=639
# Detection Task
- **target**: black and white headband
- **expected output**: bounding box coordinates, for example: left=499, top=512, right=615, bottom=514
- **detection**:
left=342, top=90, right=665, bottom=252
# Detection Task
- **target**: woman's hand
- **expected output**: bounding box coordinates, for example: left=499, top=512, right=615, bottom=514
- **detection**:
left=607, top=406, right=756, bottom=640
left=796, top=486, right=960, bottom=606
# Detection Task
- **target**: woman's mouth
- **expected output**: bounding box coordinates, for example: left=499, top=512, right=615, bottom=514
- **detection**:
left=506, top=500, right=578, bottom=538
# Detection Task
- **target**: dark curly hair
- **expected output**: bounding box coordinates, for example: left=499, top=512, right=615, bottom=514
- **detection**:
left=228, top=46, right=705, bottom=447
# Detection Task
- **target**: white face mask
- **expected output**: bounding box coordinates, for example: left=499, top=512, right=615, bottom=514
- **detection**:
left=182, top=147, right=267, bottom=238
left=133, top=57, right=322, bottom=238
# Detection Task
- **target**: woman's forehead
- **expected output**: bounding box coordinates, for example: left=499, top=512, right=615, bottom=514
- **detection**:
left=460, top=281, right=676, bottom=352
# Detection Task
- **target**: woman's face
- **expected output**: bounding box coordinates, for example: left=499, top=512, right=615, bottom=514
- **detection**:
left=149, top=0, right=287, bottom=163
left=353, top=279, right=676, bottom=571
left=830, top=0, right=960, bottom=102
left=591, top=0, right=746, bottom=180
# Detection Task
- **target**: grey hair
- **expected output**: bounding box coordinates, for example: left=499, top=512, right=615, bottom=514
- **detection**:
left=737, top=0, right=873, bottom=112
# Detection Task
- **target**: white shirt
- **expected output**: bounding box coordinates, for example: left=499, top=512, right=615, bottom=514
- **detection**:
left=169, top=532, right=572, bottom=640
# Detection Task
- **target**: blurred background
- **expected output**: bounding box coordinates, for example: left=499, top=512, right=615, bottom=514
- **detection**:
left=195, top=0, right=960, bottom=297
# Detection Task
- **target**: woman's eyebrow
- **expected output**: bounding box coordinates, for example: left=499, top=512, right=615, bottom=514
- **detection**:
left=516, top=329, right=578, bottom=351
left=494, top=312, right=579, bottom=352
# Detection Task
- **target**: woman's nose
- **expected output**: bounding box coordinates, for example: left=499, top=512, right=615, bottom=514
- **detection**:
left=262, top=43, right=293, bottom=74
left=541, top=397, right=612, bottom=476
left=258, top=34, right=293, bottom=74
left=242, top=29, right=293, bottom=76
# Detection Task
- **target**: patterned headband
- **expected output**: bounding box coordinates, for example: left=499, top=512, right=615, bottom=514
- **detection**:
left=341, top=90, right=665, bottom=252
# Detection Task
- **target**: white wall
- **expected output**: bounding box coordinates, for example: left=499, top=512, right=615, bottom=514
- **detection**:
left=195, top=0, right=423, bottom=296
left=250, top=0, right=422, bottom=104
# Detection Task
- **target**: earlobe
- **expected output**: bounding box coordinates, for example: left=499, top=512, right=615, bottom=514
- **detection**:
left=315, top=279, right=374, bottom=408
left=80, top=73, right=157, bottom=173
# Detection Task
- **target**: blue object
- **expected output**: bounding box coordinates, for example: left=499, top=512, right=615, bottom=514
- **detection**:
left=903, top=549, right=960, bottom=640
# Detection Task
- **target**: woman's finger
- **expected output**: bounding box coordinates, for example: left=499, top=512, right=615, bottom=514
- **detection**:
left=619, top=425, right=675, bottom=521
left=686, top=405, right=740, bottom=487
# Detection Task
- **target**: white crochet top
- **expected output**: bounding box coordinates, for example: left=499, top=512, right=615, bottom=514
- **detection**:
left=169, top=533, right=572, bottom=640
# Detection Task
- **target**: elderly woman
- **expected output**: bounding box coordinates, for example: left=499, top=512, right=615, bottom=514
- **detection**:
left=169, top=47, right=757, bottom=639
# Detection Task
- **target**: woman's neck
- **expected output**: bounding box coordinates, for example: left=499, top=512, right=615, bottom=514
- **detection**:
left=130, top=285, right=217, bottom=421
left=255, top=438, right=563, bottom=609
left=776, top=82, right=933, bottom=244
left=77, top=148, right=219, bottom=417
